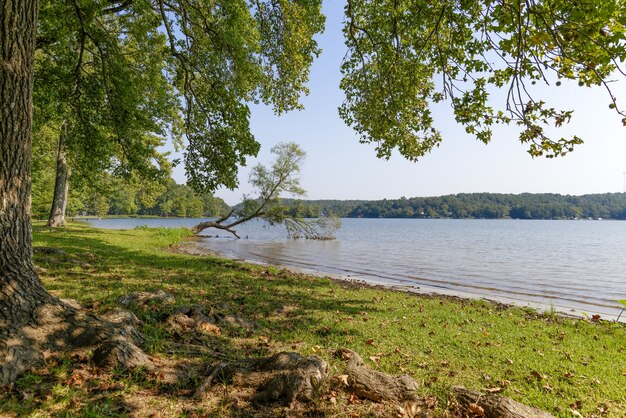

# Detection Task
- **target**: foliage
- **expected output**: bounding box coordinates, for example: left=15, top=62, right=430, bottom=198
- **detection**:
left=31, top=175, right=230, bottom=219
left=340, top=0, right=626, bottom=161
left=34, top=0, right=325, bottom=194
left=193, top=143, right=339, bottom=239
left=240, top=142, right=307, bottom=224
left=280, top=193, right=626, bottom=220
left=35, top=0, right=176, bottom=186
left=285, top=215, right=341, bottom=240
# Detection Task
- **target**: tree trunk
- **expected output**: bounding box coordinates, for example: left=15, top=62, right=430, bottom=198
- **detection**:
left=0, top=0, right=151, bottom=385
left=47, top=121, right=70, bottom=227
left=0, top=0, right=51, bottom=384
left=452, top=386, right=555, bottom=418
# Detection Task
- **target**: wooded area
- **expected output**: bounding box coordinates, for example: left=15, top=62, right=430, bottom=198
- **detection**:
left=282, top=193, right=626, bottom=220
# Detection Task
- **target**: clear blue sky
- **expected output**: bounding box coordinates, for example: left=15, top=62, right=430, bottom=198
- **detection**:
left=170, top=1, right=626, bottom=206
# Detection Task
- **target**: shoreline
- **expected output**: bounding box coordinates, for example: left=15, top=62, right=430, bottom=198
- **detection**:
left=173, top=238, right=621, bottom=322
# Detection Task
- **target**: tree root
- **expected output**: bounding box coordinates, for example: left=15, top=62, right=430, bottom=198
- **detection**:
left=338, top=349, right=420, bottom=403
left=0, top=300, right=153, bottom=385
left=452, top=386, right=555, bottom=418
left=195, top=352, right=329, bottom=405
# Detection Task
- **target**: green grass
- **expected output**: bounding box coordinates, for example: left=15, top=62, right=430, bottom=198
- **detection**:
left=1, top=222, right=624, bottom=417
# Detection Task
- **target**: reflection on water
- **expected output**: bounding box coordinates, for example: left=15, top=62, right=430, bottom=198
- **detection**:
left=86, top=217, right=626, bottom=319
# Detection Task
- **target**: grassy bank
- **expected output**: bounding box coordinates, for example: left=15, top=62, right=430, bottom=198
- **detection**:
left=1, top=223, right=624, bottom=417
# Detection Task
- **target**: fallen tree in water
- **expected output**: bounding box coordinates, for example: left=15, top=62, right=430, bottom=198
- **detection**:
left=192, top=142, right=340, bottom=240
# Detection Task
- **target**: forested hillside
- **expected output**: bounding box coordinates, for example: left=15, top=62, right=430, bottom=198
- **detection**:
left=283, top=193, right=626, bottom=220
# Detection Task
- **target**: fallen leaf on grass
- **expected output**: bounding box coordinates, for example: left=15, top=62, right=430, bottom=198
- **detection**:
left=485, top=387, right=503, bottom=394
left=65, top=371, right=86, bottom=387
left=395, top=402, right=422, bottom=418
left=423, top=394, right=438, bottom=409
left=369, top=355, right=381, bottom=364
left=335, top=374, right=349, bottom=387
left=198, top=322, right=221, bottom=335
left=328, top=390, right=338, bottom=404
left=468, top=402, right=486, bottom=417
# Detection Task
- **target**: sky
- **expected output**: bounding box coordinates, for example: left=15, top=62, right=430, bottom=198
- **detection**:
left=169, top=1, right=626, bottom=206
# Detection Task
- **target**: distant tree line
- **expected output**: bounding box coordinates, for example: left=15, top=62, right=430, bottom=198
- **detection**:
left=282, top=193, right=626, bottom=220
left=31, top=177, right=230, bottom=219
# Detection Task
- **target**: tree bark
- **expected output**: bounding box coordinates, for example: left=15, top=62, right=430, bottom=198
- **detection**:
left=452, top=386, right=555, bottom=418
left=0, top=0, right=48, bottom=318
left=47, top=121, right=69, bottom=227
left=1, top=0, right=52, bottom=384
left=1, top=0, right=151, bottom=385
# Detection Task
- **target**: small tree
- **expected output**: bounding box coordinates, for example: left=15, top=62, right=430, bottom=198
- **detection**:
left=192, top=143, right=340, bottom=240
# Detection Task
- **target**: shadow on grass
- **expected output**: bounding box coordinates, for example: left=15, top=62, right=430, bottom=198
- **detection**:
left=1, top=224, right=384, bottom=416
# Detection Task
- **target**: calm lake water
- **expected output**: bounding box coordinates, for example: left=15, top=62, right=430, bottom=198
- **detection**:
left=86, top=218, right=626, bottom=320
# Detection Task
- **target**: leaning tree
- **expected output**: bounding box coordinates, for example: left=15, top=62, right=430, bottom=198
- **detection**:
left=192, top=142, right=341, bottom=240
left=0, top=0, right=324, bottom=385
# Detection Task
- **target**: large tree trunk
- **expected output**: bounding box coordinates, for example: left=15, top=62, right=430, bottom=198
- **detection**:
left=0, top=0, right=151, bottom=386
left=47, top=121, right=70, bottom=227
left=0, top=0, right=48, bottom=314
left=1, top=0, right=51, bottom=384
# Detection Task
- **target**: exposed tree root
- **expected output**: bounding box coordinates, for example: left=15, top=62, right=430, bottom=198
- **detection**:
left=452, top=386, right=555, bottom=418
left=0, top=299, right=153, bottom=386
left=195, top=352, right=329, bottom=405
left=338, top=348, right=420, bottom=402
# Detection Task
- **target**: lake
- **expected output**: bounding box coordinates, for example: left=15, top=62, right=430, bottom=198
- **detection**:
left=86, top=217, right=626, bottom=320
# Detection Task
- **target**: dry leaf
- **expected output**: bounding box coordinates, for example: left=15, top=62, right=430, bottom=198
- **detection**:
left=423, top=394, right=438, bottom=409
left=485, top=387, right=503, bottom=393
left=198, top=322, right=221, bottom=335
left=328, top=390, right=338, bottom=404
left=65, top=371, right=85, bottom=387
left=335, top=374, right=350, bottom=387
left=468, top=402, right=486, bottom=417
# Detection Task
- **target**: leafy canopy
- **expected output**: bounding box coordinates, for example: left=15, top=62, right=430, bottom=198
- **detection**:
left=36, top=0, right=325, bottom=192
left=340, top=0, right=626, bottom=160
left=36, top=0, right=177, bottom=184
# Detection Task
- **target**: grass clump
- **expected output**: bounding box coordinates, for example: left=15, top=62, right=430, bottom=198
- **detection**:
left=0, top=222, right=623, bottom=417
